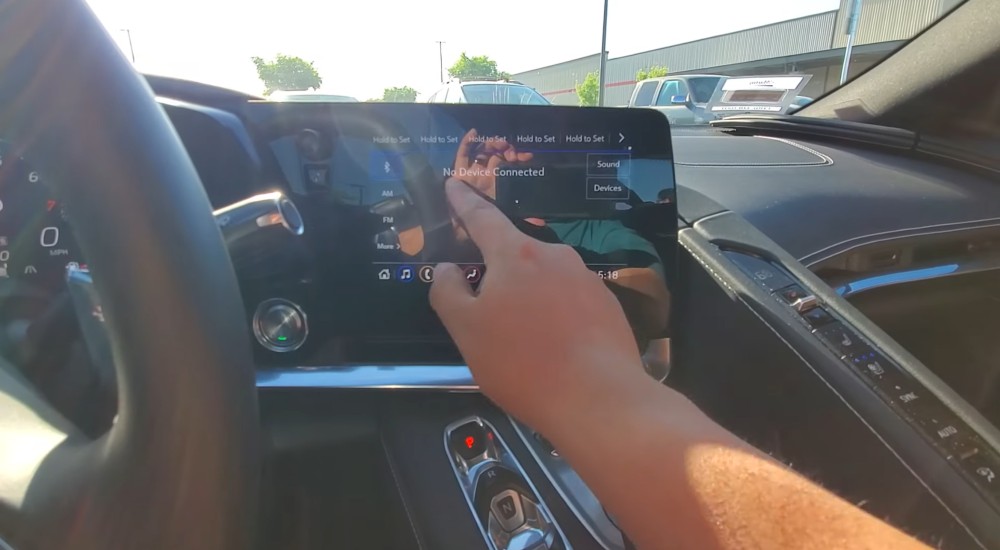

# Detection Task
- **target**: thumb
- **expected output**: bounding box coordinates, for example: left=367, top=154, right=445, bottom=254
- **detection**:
left=429, top=262, right=475, bottom=330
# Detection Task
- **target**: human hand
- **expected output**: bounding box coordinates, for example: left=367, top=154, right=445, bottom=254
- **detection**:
left=452, top=128, right=533, bottom=199
left=392, top=130, right=536, bottom=258
left=429, top=179, right=645, bottom=432
left=451, top=129, right=544, bottom=239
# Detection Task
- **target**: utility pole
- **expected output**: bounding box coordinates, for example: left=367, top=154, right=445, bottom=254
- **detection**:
left=120, top=29, right=135, bottom=63
left=598, top=0, right=609, bottom=106
left=840, top=0, right=863, bottom=85
left=436, top=41, right=445, bottom=83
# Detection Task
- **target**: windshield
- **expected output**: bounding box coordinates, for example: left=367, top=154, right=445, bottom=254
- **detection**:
left=86, top=0, right=960, bottom=111
left=687, top=77, right=723, bottom=104
left=462, top=84, right=549, bottom=105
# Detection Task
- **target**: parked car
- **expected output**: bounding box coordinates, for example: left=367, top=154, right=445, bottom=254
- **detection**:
left=268, top=90, right=359, bottom=102
left=426, top=79, right=550, bottom=105
left=627, top=74, right=724, bottom=124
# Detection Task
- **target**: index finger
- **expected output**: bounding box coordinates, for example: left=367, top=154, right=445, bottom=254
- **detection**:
left=454, top=129, right=479, bottom=169
left=445, top=177, right=520, bottom=262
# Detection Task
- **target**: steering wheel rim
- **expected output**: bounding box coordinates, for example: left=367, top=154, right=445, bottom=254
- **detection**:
left=0, top=1, right=259, bottom=549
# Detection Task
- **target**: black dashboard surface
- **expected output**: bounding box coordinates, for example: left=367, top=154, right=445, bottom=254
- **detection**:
left=672, top=129, right=1000, bottom=264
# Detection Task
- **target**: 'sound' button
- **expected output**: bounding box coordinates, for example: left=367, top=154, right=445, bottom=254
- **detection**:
left=587, top=153, right=631, bottom=177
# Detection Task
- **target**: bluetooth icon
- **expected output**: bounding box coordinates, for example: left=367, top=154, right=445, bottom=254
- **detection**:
left=370, top=151, right=403, bottom=182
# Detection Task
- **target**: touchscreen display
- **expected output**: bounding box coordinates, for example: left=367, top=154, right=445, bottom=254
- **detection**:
left=265, top=104, right=676, bottom=364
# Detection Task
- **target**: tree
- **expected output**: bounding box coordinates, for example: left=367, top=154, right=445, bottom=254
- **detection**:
left=381, top=86, right=419, bottom=103
left=448, top=53, right=504, bottom=81
left=576, top=71, right=599, bottom=107
left=251, top=54, right=322, bottom=96
left=636, top=66, right=669, bottom=81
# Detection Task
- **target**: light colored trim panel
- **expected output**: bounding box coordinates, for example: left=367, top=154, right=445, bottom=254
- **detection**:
left=255, top=365, right=478, bottom=390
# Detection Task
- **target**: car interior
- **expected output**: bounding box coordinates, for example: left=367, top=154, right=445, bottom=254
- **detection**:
left=2, top=0, right=1000, bottom=549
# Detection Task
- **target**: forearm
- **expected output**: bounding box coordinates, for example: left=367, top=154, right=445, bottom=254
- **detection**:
left=537, top=371, right=928, bottom=550
left=607, top=267, right=671, bottom=335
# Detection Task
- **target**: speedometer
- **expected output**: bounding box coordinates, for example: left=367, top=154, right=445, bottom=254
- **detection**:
left=0, top=140, right=83, bottom=290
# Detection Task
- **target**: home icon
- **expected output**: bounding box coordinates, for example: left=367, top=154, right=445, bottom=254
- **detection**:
left=378, top=268, right=391, bottom=281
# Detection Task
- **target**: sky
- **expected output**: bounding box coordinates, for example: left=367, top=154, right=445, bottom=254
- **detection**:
left=85, top=0, right=840, bottom=100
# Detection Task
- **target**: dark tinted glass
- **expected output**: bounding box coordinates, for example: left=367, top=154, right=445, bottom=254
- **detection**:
left=687, top=77, right=722, bottom=103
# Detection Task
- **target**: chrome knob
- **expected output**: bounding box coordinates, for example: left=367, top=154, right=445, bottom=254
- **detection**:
left=253, top=298, right=307, bottom=352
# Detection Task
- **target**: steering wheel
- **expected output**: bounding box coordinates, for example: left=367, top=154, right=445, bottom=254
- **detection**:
left=0, top=1, right=259, bottom=548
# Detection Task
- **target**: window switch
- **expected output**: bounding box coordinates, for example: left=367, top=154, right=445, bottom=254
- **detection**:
left=723, top=252, right=795, bottom=293
left=802, top=306, right=834, bottom=328
left=815, top=322, right=865, bottom=357
left=777, top=285, right=809, bottom=303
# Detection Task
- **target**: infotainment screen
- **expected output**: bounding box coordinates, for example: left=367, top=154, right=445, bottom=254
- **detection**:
left=261, top=104, right=676, bottom=365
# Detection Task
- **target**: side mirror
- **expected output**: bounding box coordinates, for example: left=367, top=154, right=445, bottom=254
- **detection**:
left=670, top=94, right=689, bottom=105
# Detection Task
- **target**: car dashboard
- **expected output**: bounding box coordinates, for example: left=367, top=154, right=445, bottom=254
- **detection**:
left=3, top=75, right=1000, bottom=549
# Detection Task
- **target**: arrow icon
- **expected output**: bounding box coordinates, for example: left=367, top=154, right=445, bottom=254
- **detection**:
left=618, top=132, right=625, bottom=143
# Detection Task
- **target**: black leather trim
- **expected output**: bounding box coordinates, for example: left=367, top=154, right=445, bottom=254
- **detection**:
left=380, top=429, right=429, bottom=550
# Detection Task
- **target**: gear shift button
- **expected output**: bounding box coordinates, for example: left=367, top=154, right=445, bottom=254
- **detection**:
left=491, top=490, right=526, bottom=531
left=448, top=420, right=489, bottom=462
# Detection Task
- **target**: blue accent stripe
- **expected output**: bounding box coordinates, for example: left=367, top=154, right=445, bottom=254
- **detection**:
left=843, top=264, right=959, bottom=295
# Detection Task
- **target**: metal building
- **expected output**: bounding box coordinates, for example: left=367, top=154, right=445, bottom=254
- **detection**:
left=514, top=0, right=963, bottom=107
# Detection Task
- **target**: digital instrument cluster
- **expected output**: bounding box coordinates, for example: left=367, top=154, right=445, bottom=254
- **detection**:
left=0, top=140, right=84, bottom=290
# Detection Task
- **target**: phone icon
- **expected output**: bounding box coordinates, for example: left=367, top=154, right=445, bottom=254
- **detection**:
left=418, top=265, right=434, bottom=283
